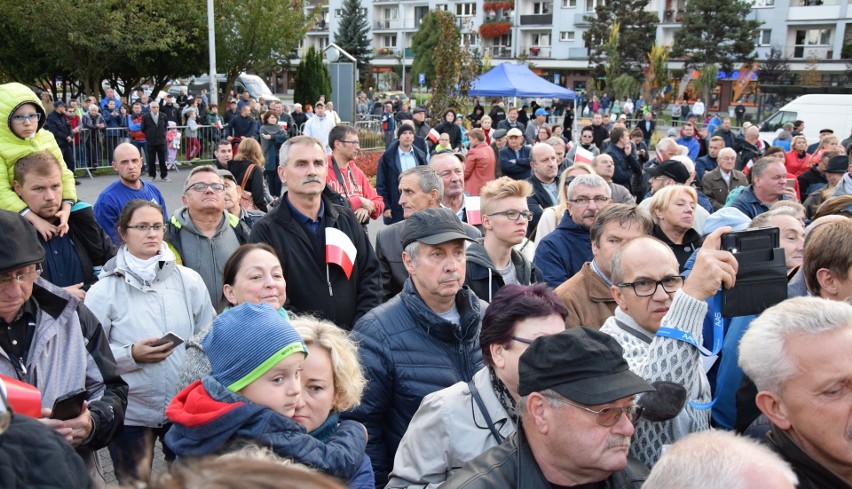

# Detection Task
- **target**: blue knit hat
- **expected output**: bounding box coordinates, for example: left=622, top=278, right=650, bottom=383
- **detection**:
left=202, top=302, right=308, bottom=392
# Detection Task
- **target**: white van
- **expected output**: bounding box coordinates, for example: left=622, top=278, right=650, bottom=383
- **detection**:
left=188, top=73, right=279, bottom=104
left=759, top=94, right=852, bottom=145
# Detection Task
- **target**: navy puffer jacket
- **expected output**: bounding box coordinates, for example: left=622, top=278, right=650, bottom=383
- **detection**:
left=344, top=279, right=485, bottom=488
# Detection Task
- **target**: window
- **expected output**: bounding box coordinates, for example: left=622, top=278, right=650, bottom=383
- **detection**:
left=533, top=1, right=552, bottom=13
left=751, top=0, right=774, bottom=7
left=756, top=29, right=771, bottom=46
left=335, top=8, right=342, bottom=16
left=532, top=33, right=551, bottom=46
left=384, top=7, right=399, bottom=20
left=455, top=2, right=477, bottom=16
left=436, top=3, right=449, bottom=11
left=795, top=28, right=831, bottom=46
left=585, top=0, right=605, bottom=11
left=562, top=0, right=577, bottom=7
left=462, top=33, right=480, bottom=46
left=384, top=35, right=397, bottom=48
left=560, top=31, right=576, bottom=41
left=759, top=111, right=797, bottom=133
left=319, top=37, right=329, bottom=49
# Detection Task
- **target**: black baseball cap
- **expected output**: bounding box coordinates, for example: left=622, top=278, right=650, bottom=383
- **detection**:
left=518, top=328, right=654, bottom=405
left=413, top=107, right=425, bottom=114
left=401, top=208, right=474, bottom=248
left=646, top=160, right=690, bottom=184
left=0, top=210, right=45, bottom=275
left=825, top=155, right=850, bottom=174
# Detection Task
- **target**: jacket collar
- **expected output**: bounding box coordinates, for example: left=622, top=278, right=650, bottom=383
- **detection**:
left=769, top=424, right=852, bottom=488
left=400, top=278, right=481, bottom=344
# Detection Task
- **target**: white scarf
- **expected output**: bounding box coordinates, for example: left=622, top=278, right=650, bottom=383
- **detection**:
left=122, top=242, right=174, bottom=283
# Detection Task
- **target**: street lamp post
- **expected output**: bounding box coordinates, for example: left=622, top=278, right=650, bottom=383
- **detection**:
left=207, top=0, right=218, bottom=106
left=323, top=43, right=358, bottom=123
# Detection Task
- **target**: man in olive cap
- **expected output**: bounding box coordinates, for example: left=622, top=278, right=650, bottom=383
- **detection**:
left=444, top=328, right=654, bottom=488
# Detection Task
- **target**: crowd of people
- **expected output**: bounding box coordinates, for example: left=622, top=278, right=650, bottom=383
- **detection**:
left=1, top=78, right=852, bottom=489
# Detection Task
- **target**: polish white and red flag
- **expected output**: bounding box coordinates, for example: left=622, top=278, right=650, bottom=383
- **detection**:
left=326, top=228, right=357, bottom=279
left=427, top=128, right=440, bottom=144
left=574, top=146, right=594, bottom=166
left=465, top=195, right=482, bottom=226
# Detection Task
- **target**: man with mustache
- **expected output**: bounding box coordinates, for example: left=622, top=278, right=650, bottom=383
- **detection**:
left=345, top=207, right=485, bottom=487
left=599, top=228, right=738, bottom=467
left=249, top=136, right=380, bottom=329
left=444, top=328, right=655, bottom=488
left=13, top=151, right=115, bottom=300
left=533, top=174, right=612, bottom=287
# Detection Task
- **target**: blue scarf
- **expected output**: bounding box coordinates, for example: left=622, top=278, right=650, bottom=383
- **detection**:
left=309, top=412, right=339, bottom=443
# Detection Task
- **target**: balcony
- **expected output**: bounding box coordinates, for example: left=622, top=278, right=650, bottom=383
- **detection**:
left=310, top=20, right=329, bottom=32
left=661, top=9, right=685, bottom=23
left=375, top=19, right=402, bottom=30
left=524, top=45, right=552, bottom=57
left=786, top=45, right=834, bottom=59
left=788, top=4, right=841, bottom=21
left=573, top=13, right=590, bottom=26
left=567, top=47, right=589, bottom=58
left=489, top=46, right=514, bottom=58
left=519, top=13, right=553, bottom=25
left=374, top=47, right=401, bottom=58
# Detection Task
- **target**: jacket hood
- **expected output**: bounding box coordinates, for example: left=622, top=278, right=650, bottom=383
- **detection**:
left=466, top=238, right=532, bottom=277
left=400, top=279, right=482, bottom=345
left=0, top=82, right=47, bottom=139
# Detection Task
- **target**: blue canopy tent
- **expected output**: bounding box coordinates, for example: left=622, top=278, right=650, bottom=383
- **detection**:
left=468, top=63, right=576, bottom=99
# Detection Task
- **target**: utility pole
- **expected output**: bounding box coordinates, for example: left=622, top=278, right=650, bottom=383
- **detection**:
left=207, top=0, right=218, bottom=106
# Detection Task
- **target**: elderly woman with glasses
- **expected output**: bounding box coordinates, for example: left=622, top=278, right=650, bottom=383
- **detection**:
left=85, top=199, right=215, bottom=484
left=387, top=284, right=567, bottom=488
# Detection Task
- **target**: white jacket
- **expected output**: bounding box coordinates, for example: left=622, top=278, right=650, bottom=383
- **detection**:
left=387, top=367, right=516, bottom=489
left=85, top=246, right=215, bottom=427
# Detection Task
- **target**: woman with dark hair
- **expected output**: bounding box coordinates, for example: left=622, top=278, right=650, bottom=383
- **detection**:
left=178, top=243, right=289, bottom=389
left=259, top=110, right=287, bottom=197
left=433, top=109, right=463, bottom=151
left=535, top=125, right=552, bottom=144
left=467, top=105, right=485, bottom=128
left=386, top=284, right=567, bottom=488
left=85, top=199, right=215, bottom=483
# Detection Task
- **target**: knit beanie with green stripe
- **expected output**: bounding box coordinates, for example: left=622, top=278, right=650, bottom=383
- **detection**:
left=203, top=302, right=308, bottom=392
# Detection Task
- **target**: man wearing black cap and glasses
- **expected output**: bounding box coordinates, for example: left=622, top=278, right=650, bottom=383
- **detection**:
left=444, top=327, right=654, bottom=488
left=0, top=209, right=127, bottom=485
left=346, top=207, right=486, bottom=488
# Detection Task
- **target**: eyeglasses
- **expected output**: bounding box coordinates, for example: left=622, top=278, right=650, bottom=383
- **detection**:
left=488, top=210, right=534, bottom=221
left=569, top=196, right=610, bottom=206
left=512, top=336, right=534, bottom=345
left=186, top=182, right=226, bottom=193
left=10, top=113, right=41, bottom=124
left=0, top=266, right=42, bottom=287
left=545, top=395, right=644, bottom=427
left=126, top=224, right=165, bottom=233
left=617, top=275, right=685, bottom=297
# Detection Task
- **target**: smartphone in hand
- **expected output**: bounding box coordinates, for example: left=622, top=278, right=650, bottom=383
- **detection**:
left=51, top=388, right=87, bottom=421
left=150, top=332, right=184, bottom=349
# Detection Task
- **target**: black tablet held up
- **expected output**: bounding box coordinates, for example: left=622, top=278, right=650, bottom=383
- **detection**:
left=720, top=227, right=788, bottom=318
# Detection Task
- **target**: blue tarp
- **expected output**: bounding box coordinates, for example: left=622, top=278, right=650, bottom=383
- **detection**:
left=469, top=63, right=576, bottom=99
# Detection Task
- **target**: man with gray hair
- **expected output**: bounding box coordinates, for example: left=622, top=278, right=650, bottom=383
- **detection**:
left=534, top=174, right=612, bottom=287
left=730, top=157, right=796, bottom=219
left=249, top=136, right=379, bottom=328
left=346, top=207, right=485, bottom=487
left=701, top=146, right=748, bottom=210
left=644, top=430, right=797, bottom=489
left=600, top=227, right=738, bottom=467
left=739, top=296, right=852, bottom=488
left=164, top=165, right=250, bottom=304
left=376, top=164, right=480, bottom=301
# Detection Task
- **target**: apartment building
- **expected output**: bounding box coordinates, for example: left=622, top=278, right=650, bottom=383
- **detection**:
left=292, top=0, right=850, bottom=95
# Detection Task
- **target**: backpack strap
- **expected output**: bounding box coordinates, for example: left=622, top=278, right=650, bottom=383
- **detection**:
left=468, top=380, right=504, bottom=444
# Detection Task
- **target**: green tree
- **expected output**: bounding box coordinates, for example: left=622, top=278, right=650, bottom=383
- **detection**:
left=671, top=0, right=761, bottom=71
left=294, top=47, right=332, bottom=105
left=757, top=46, right=791, bottom=85
left=411, top=12, right=441, bottom=86
left=692, top=65, right=719, bottom=103
left=334, top=0, right=372, bottom=85
left=429, top=9, right=477, bottom=117
left=214, top=0, right=316, bottom=108
left=583, top=0, right=658, bottom=79
left=0, top=0, right=205, bottom=99
left=604, top=22, right=622, bottom=91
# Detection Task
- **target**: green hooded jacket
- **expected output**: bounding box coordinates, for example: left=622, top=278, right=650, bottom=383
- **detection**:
left=0, top=82, right=77, bottom=212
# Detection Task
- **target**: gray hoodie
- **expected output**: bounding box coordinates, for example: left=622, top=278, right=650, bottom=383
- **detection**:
left=165, top=208, right=244, bottom=305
